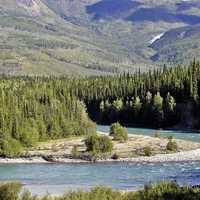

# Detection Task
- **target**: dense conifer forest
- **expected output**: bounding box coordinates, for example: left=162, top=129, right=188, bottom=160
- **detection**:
left=68, top=60, right=200, bottom=128
left=0, top=78, right=96, bottom=157
left=1, top=60, right=200, bottom=156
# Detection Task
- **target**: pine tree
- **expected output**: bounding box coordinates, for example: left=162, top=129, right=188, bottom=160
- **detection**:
left=132, top=96, right=142, bottom=118
left=165, top=92, right=176, bottom=112
left=153, top=92, right=164, bottom=127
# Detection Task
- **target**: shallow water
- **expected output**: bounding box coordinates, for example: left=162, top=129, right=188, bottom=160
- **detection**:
left=97, top=125, right=200, bottom=142
left=0, top=162, right=200, bottom=196
left=1, top=126, right=200, bottom=196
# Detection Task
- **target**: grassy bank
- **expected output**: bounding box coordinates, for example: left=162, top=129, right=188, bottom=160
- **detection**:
left=1, top=181, right=200, bottom=200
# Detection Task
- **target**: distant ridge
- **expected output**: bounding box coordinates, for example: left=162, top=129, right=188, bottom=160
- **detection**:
left=0, top=0, right=200, bottom=75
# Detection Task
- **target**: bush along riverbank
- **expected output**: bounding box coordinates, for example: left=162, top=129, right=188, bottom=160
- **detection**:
left=1, top=181, right=200, bottom=200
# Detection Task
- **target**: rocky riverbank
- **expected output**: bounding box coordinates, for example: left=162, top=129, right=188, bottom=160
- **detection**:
left=1, top=148, right=200, bottom=164
left=0, top=157, right=48, bottom=164
left=1, top=130, right=200, bottom=164
left=47, top=148, right=200, bottom=164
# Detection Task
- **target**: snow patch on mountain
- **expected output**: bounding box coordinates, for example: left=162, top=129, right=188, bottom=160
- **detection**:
left=149, top=33, right=165, bottom=44
left=16, top=0, right=41, bottom=17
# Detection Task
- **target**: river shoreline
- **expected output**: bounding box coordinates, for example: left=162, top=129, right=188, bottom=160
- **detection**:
left=1, top=148, right=200, bottom=164
left=1, top=130, right=200, bottom=164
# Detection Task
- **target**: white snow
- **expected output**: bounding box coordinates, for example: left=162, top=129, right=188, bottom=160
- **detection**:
left=149, top=33, right=165, bottom=44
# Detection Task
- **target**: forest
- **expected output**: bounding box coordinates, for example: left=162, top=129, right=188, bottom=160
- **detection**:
left=67, top=59, right=200, bottom=128
left=0, top=78, right=96, bottom=157
left=1, top=60, right=200, bottom=156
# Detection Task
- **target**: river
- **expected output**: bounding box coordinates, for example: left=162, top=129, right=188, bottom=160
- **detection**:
left=0, top=125, right=200, bottom=196
left=97, top=125, right=200, bottom=142
left=0, top=162, right=200, bottom=196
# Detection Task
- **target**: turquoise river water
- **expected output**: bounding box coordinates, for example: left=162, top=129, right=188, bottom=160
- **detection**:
left=97, top=125, right=200, bottom=142
left=0, top=125, right=200, bottom=196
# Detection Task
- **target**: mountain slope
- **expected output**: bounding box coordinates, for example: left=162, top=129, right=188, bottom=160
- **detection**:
left=43, top=0, right=200, bottom=67
left=150, top=25, right=200, bottom=63
left=1, top=0, right=200, bottom=75
left=0, top=0, right=136, bottom=76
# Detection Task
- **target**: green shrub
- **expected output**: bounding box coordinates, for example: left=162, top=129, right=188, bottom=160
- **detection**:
left=167, top=135, right=174, bottom=140
left=154, top=132, right=161, bottom=138
left=143, top=146, right=152, bottom=156
left=19, top=123, right=39, bottom=147
left=166, top=139, right=178, bottom=151
left=137, top=182, right=181, bottom=200
left=89, top=187, right=122, bottom=200
left=63, top=186, right=122, bottom=200
left=0, top=136, right=22, bottom=157
left=1, top=181, right=200, bottom=200
left=0, top=182, right=22, bottom=200
left=85, top=134, right=113, bottom=154
left=85, top=134, right=99, bottom=153
left=110, top=122, right=128, bottom=142
left=21, top=190, right=32, bottom=200
left=99, top=135, right=113, bottom=153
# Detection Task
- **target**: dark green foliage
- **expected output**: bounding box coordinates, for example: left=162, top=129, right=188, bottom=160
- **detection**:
left=98, top=135, right=113, bottom=153
left=0, top=182, right=22, bottom=200
left=110, top=122, right=128, bottom=142
left=69, top=60, right=199, bottom=128
left=0, top=78, right=96, bottom=157
left=143, top=146, right=152, bottom=157
left=85, top=134, right=113, bottom=154
left=0, top=135, right=22, bottom=157
left=167, top=139, right=178, bottom=152
left=85, top=134, right=99, bottom=153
